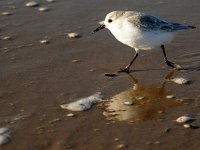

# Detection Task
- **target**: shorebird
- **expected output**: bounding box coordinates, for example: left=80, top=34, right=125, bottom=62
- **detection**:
left=92, top=11, right=196, bottom=73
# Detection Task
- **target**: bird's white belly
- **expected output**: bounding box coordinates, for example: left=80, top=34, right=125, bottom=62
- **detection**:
left=110, top=27, right=175, bottom=50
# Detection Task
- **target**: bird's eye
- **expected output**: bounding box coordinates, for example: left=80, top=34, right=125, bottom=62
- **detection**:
left=108, top=19, right=112, bottom=23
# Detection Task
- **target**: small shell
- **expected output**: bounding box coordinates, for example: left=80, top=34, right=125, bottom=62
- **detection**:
left=116, top=144, right=125, bottom=149
left=183, top=124, right=199, bottom=129
left=1, top=36, right=12, bottom=40
left=25, top=1, right=39, bottom=7
left=114, top=138, right=119, bottom=141
left=89, top=69, right=95, bottom=72
left=123, top=101, right=134, bottom=105
left=137, top=96, right=145, bottom=100
left=38, top=7, right=50, bottom=12
left=154, top=141, right=161, bottom=145
left=176, top=116, right=196, bottom=123
left=67, top=32, right=81, bottom=39
left=0, top=127, right=9, bottom=135
left=1, top=12, right=12, bottom=16
left=158, top=110, right=164, bottom=114
left=166, top=95, right=175, bottom=99
left=0, top=134, right=10, bottom=146
left=71, top=59, right=80, bottom=63
left=46, top=0, right=56, bottom=2
left=40, top=40, right=49, bottom=44
left=172, top=77, right=191, bottom=85
left=107, top=109, right=115, bottom=112
left=93, top=128, right=100, bottom=132
left=60, top=92, right=103, bottom=111
left=66, top=113, right=75, bottom=117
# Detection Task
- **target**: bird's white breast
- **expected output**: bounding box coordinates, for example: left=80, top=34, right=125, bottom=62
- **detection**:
left=107, top=18, right=175, bottom=50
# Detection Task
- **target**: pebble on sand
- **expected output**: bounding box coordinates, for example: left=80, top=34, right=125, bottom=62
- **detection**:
left=154, top=141, right=161, bottom=145
left=171, top=77, right=191, bottom=85
left=46, top=0, right=56, bottom=2
left=67, top=32, right=81, bottom=39
left=71, top=59, right=80, bottom=63
left=114, top=138, right=120, bottom=141
left=0, top=127, right=9, bottom=135
left=183, top=123, right=199, bottom=129
left=1, top=36, right=12, bottom=40
left=60, top=92, right=103, bottom=111
left=1, top=36, right=12, bottom=41
left=0, top=134, right=10, bottom=146
left=89, top=69, right=95, bottom=72
left=116, top=144, right=126, bottom=149
left=123, top=101, right=134, bottom=105
left=1, top=12, right=12, bottom=16
left=137, top=96, right=145, bottom=100
left=40, top=40, right=49, bottom=44
left=166, top=95, right=175, bottom=99
left=176, top=115, right=196, bottom=123
left=66, top=113, right=75, bottom=117
left=38, top=7, right=50, bottom=12
left=25, top=1, right=39, bottom=7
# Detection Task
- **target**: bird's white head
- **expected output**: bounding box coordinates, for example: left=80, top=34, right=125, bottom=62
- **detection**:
left=92, top=11, right=124, bottom=34
left=104, top=11, right=124, bottom=28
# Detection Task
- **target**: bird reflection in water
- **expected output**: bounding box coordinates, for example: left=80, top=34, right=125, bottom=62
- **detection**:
left=101, top=70, right=192, bottom=123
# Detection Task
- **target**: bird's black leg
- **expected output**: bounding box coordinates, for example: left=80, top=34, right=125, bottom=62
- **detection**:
left=118, top=52, right=139, bottom=73
left=161, top=45, right=182, bottom=69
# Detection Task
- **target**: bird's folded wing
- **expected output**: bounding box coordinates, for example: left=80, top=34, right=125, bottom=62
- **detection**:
left=128, top=14, right=192, bottom=32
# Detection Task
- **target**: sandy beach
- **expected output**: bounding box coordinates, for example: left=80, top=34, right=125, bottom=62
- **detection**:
left=0, top=0, right=200, bottom=149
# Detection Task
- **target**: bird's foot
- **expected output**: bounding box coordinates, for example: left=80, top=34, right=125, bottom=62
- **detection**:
left=118, top=67, right=130, bottom=73
left=166, top=60, right=183, bottom=70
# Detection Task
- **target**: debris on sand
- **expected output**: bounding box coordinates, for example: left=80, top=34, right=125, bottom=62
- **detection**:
left=166, top=95, right=175, bottom=99
left=176, top=115, right=196, bottom=123
left=176, top=115, right=199, bottom=129
left=123, top=101, right=134, bottom=105
left=171, top=77, right=192, bottom=85
left=0, top=135, right=10, bottom=146
left=1, top=36, right=12, bottom=40
left=67, top=32, right=81, bottom=39
left=183, top=123, right=199, bottom=129
left=60, top=92, right=103, bottom=111
left=38, top=7, right=50, bottom=12
left=25, top=1, right=39, bottom=7
left=66, top=113, right=75, bottom=117
left=0, top=127, right=9, bottom=135
left=46, top=0, right=56, bottom=2
left=116, top=144, right=126, bottom=149
left=1, top=12, right=12, bottom=16
left=0, top=127, right=10, bottom=146
left=40, top=39, right=49, bottom=44
left=71, top=59, right=80, bottom=63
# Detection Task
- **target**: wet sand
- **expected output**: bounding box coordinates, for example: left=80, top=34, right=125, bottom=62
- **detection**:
left=0, top=0, right=200, bottom=149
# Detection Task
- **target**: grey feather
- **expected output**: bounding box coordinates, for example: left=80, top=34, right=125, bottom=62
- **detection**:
left=137, top=15, right=195, bottom=32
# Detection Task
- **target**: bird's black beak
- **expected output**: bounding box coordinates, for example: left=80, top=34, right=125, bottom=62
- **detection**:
left=91, top=24, right=105, bottom=34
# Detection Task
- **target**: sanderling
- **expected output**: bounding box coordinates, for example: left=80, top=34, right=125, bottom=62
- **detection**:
left=92, top=11, right=196, bottom=73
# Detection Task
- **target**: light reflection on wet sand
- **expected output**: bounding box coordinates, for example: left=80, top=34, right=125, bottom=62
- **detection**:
left=101, top=70, right=192, bottom=123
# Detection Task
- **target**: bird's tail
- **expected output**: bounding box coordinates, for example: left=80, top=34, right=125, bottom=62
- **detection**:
left=172, top=23, right=196, bottom=31
left=188, top=25, right=196, bottom=29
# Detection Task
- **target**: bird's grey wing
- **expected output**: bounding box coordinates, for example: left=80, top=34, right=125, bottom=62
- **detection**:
left=128, top=14, right=195, bottom=32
